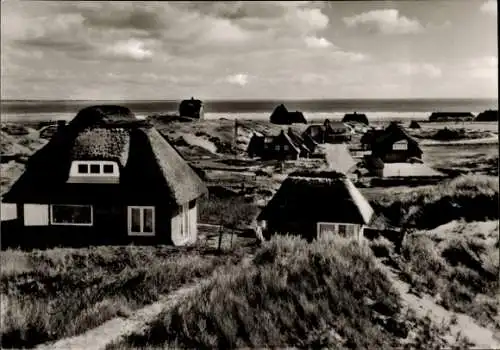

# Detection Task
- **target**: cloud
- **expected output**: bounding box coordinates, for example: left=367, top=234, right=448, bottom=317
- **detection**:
left=343, top=9, right=424, bottom=35
left=104, top=39, right=153, bottom=61
left=480, top=0, right=497, bottom=15
left=304, top=36, right=333, bottom=48
left=226, top=73, right=249, bottom=86
left=396, top=63, right=442, bottom=78
left=466, top=56, right=498, bottom=79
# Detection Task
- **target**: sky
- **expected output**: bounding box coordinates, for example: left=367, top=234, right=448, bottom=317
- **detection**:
left=1, top=0, right=498, bottom=100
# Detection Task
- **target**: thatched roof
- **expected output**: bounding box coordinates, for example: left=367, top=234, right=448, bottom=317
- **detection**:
left=179, top=97, right=204, bottom=119
left=342, top=112, right=369, bottom=125
left=429, top=112, right=474, bottom=121
left=71, top=128, right=130, bottom=166
left=270, top=104, right=307, bottom=124
left=3, top=105, right=207, bottom=205
left=475, top=109, right=498, bottom=122
left=258, top=171, right=374, bottom=225
left=286, top=128, right=313, bottom=153
left=409, top=120, right=421, bottom=129
left=372, top=122, right=422, bottom=154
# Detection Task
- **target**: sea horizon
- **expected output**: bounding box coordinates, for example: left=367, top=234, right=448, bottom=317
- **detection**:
left=1, top=98, right=497, bottom=122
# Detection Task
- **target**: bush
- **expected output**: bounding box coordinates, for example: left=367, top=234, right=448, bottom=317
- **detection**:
left=0, top=246, right=243, bottom=348
left=118, top=236, right=406, bottom=349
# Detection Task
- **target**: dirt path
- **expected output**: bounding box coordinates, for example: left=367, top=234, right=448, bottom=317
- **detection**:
left=382, top=265, right=500, bottom=349
left=34, top=280, right=209, bottom=350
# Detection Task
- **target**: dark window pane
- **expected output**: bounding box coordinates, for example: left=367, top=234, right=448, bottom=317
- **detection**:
left=338, top=225, right=347, bottom=236
left=143, top=208, right=154, bottom=233
left=52, top=205, right=92, bottom=224
left=103, top=164, right=114, bottom=174
left=78, top=164, right=88, bottom=173
left=131, top=208, right=141, bottom=232
left=90, top=164, right=100, bottom=174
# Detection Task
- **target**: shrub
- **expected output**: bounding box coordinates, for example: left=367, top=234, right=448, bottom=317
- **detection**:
left=118, top=236, right=405, bottom=349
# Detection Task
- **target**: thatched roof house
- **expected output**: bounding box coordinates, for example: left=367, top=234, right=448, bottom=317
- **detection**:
left=475, top=109, right=498, bottom=122
left=304, top=119, right=352, bottom=144
left=429, top=112, right=474, bottom=122
left=247, top=129, right=309, bottom=160
left=409, top=120, right=421, bottom=129
left=2, top=105, right=207, bottom=248
left=370, top=122, right=422, bottom=163
left=258, top=171, right=374, bottom=242
left=179, top=97, right=204, bottom=119
left=269, top=104, right=307, bottom=124
left=342, top=112, right=369, bottom=125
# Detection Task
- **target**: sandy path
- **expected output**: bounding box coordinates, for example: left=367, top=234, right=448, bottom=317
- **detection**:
left=34, top=280, right=209, bottom=350
left=382, top=265, right=500, bottom=349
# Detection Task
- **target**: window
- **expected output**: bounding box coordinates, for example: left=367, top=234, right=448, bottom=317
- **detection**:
left=128, top=206, right=155, bottom=236
left=90, top=164, right=100, bottom=174
left=392, top=140, right=408, bottom=150
left=103, top=164, right=114, bottom=174
left=338, top=224, right=347, bottom=236
left=78, top=164, right=89, bottom=174
left=50, top=204, right=93, bottom=226
left=317, top=223, right=337, bottom=240
left=283, top=145, right=289, bottom=151
left=275, top=145, right=281, bottom=151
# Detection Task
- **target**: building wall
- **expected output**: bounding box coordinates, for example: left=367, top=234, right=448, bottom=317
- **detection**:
left=171, top=200, right=197, bottom=246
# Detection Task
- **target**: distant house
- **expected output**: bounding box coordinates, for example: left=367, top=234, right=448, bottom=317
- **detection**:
left=247, top=129, right=307, bottom=160
left=475, top=109, right=498, bottom=122
left=2, top=105, right=207, bottom=248
left=257, top=171, right=374, bottom=242
left=342, top=112, right=369, bottom=125
left=269, top=104, right=307, bottom=124
left=304, top=119, right=352, bottom=144
left=428, top=112, right=474, bottom=122
left=370, top=122, right=423, bottom=163
left=409, top=120, right=421, bottom=129
left=179, top=97, right=204, bottom=119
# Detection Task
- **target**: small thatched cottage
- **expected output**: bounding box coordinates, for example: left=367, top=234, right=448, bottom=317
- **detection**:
left=269, top=104, right=307, bottom=124
left=475, top=109, right=498, bottom=121
left=370, top=122, right=422, bottom=163
left=179, top=97, right=204, bottom=119
left=247, top=128, right=312, bottom=160
left=2, top=105, right=207, bottom=248
left=428, top=112, right=474, bottom=122
left=409, top=120, right=421, bottom=129
left=304, top=119, right=352, bottom=144
left=257, top=171, right=374, bottom=242
left=342, top=112, right=369, bottom=125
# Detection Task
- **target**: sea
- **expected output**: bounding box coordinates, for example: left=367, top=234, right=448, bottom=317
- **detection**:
left=0, top=98, right=497, bottom=122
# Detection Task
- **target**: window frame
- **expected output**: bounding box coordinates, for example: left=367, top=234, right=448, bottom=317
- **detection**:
left=127, top=206, right=155, bottom=236
left=317, top=222, right=357, bottom=240
left=50, top=204, right=93, bottom=226
left=90, top=164, right=101, bottom=174
left=392, top=140, right=408, bottom=151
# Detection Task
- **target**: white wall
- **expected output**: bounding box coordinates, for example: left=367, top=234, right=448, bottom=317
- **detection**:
left=171, top=202, right=197, bottom=246
left=24, top=204, right=49, bottom=226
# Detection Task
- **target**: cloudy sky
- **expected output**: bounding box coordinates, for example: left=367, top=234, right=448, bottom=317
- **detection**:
left=1, top=0, right=497, bottom=100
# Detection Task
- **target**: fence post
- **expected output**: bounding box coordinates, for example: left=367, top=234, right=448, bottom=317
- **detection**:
left=217, top=221, right=223, bottom=252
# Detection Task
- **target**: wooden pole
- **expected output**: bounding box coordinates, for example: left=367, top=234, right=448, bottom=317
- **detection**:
left=217, top=219, right=223, bottom=252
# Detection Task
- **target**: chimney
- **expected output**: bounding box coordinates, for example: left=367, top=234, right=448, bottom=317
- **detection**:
left=57, top=120, right=66, bottom=132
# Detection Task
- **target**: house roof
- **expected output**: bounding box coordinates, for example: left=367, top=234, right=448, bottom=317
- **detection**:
left=270, top=104, right=307, bottom=124
left=321, top=144, right=357, bottom=174
left=286, top=128, right=313, bottom=153
left=475, top=110, right=498, bottom=121
left=372, top=122, right=422, bottom=153
left=257, top=171, right=374, bottom=224
left=342, top=112, right=369, bottom=125
left=281, top=131, right=301, bottom=153
left=3, top=105, right=207, bottom=205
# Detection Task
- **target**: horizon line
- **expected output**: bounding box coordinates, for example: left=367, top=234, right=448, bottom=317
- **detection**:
left=1, top=97, right=498, bottom=102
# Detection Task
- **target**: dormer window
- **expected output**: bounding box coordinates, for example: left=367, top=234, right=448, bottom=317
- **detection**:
left=68, top=161, right=120, bottom=183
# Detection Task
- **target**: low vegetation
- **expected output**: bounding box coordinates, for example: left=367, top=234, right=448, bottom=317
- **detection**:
left=0, top=245, right=247, bottom=348
left=111, top=236, right=458, bottom=349
left=396, top=220, right=499, bottom=329
left=370, top=174, right=498, bottom=229
left=412, top=127, right=493, bottom=141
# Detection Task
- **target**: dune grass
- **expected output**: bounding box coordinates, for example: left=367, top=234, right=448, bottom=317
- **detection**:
left=370, top=174, right=498, bottom=229
left=0, top=245, right=246, bottom=348
left=110, top=236, right=457, bottom=349
left=380, top=220, right=500, bottom=330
